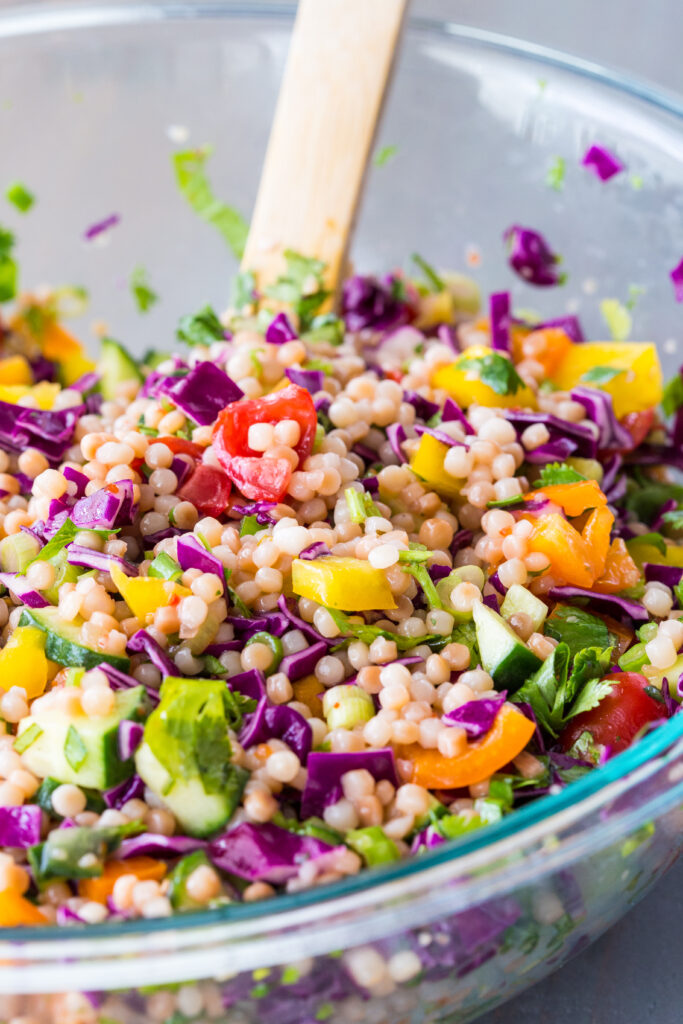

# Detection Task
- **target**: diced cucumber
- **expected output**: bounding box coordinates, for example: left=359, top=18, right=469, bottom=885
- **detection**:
left=500, top=584, right=548, bottom=634
left=35, top=776, right=105, bottom=816
left=19, top=605, right=130, bottom=672
left=18, top=687, right=145, bottom=789
left=185, top=609, right=222, bottom=655
left=99, top=337, right=143, bottom=401
left=0, top=531, right=41, bottom=573
left=346, top=826, right=400, bottom=867
left=167, top=850, right=220, bottom=910
left=639, top=653, right=683, bottom=695
left=29, top=825, right=133, bottom=882
left=135, top=742, right=248, bottom=839
left=43, top=549, right=82, bottom=605
left=472, top=602, right=543, bottom=692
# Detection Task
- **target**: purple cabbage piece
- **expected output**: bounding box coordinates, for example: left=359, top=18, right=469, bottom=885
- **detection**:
left=227, top=668, right=267, bottom=701
left=488, top=571, right=506, bottom=596
left=601, top=454, right=623, bottom=495
left=503, top=409, right=598, bottom=459
left=239, top=701, right=312, bottom=761
left=341, top=274, right=407, bottom=332
left=143, top=526, right=183, bottom=545
left=403, top=390, right=440, bottom=421
left=56, top=906, right=86, bottom=926
left=548, top=586, right=648, bottom=622
left=443, top=694, right=506, bottom=738
left=352, top=443, right=377, bottom=464
left=285, top=368, right=324, bottom=395
left=671, top=258, right=683, bottom=302
left=266, top=312, right=297, bottom=346
left=84, top=212, right=120, bottom=239
left=71, top=371, right=100, bottom=393
left=411, top=825, right=446, bottom=853
left=482, top=592, right=499, bottom=611
left=203, top=641, right=242, bottom=657
left=15, top=472, right=34, bottom=494
left=231, top=501, right=277, bottom=526
left=165, top=361, right=243, bottom=426
left=436, top=323, right=458, bottom=351
left=29, top=354, right=56, bottom=383
left=534, top=315, right=585, bottom=343
left=63, top=465, right=89, bottom=498
left=360, top=475, right=380, bottom=494
left=170, top=456, right=192, bottom=488
left=0, top=573, right=49, bottom=607
left=651, top=498, right=678, bottom=533
left=504, top=225, right=565, bottom=287
left=277, top=594, right=335, bottom=646
left=117, top=720, right=144, bottom=760
left=451, top=528, right=474, bottom=554
left=19, top=524, right=45, bottom=550
left=413, top=423, right=467, bottom=448
left=570, top=386, right=632, bottom=450
left=98, top=663, right=159, bottom=706
left=129, top=629, right=183, bottom=679
left=280, top=640, right=327, bottom=682
left=523, top=437, right=578, bottom=464
left=0, top=402, right=82, bottom=462
left=116, top=833, right=205, bottom=859
left=177, top=534, right=225, bottom=594
left=298, top=542, right=330, bottom=560
left=442, top=397, right=474, bottom=435
left=661, top=678, right=679, bottom=718
left=644, top=563, right=683, bottom=587
left=66, top=544, right=137, bottom=576
left=208, top=822, right=340, bottom=884
left=386, top=422, right=408, bottom=463
left=428, top=564, right=452, bottom=582
left=104, top=774, right=145, bottom=810
left=582, top=144, right=624, bottom=182
left=301, top=749, right=399, bottom=819
left=71, top=485, right=124, bottom=530
left=0, top=805, right=42, bottom=847
left=489, top=291, right=511, bottom=352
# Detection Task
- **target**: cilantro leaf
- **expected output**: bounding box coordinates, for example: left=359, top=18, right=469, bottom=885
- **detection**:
left=565, top=646, right=614, bottom=703
left=176, top=305, right=225, bottom=348
left=580, top=365, right=623, bottom=385
left=374, top=144, right=398, bottom=167
left=544, top=606, right=612, bottom=659
left=264, top=250, right=328, bottom=331
left=326, top=607, right=437, bottom=652
left=301, top=313, right=345, bottom=346
left=535, top=462, right=587, bottom=487
left=625, top=482, right=683, bottom=525
left=600, top=298, right=631, bottom=341
left=173, top=146, right=248, bottom=259
left=567, top=677, right=614, bottom=719
left=513, top=644, right=614, bottom=737
left=130, top=266, right=158, bottom=313
left=546, top=156, right=566, bottom=192
left=411, top=252, right=444, bottom=292
left=458, top=352, right=525, bottom=396
left=662, top=373, right=683, bottom=417
left=662, top=509, right=683, bottom=530
left=29, top=518, right=115, bottom=565
left=6, top=181, right=35, bottom=213
left=0, top=225, right=17, bottom=302
left=231, top=269, right=257, bottom=311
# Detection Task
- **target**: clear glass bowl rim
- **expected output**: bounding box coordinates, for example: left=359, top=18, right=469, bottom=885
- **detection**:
left=0, top=0, right=682, bottom=951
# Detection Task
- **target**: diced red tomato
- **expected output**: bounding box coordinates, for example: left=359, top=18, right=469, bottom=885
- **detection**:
left=226, top=456, right=292, bottom=503
left=559, top=672, right=666, bottom=755
left=177, top=464, right=232, bottom=517
left=618, top=408, right=655, bottom=451
left=156, top=436, right=206, bottom=459
left=212, top=384, right=317, bottom=466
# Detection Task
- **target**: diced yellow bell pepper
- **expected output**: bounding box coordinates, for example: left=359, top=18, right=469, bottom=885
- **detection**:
left=0, top=355, right=32, bottom=386
left=0, top=626, right=48, bottom=698
left=0, top=384, right=31, bottom=404
left=291, top=556, right=396, bottom=611
left=409, top=434, right=462, bottom=499
left=551, top=341, right=662, bottom=417
left=29, top=382, right=62, bottom=410
left=0, top=889, right=47, bottom=926
left=431, top=345, right=536, bottom=409
left=40, top=322, right=85, bottom=362
left=58, top=351, right=97, bottom=387
left=110, top=564, right=191, bottom=622
left=414, top=290, right=455, bottom=329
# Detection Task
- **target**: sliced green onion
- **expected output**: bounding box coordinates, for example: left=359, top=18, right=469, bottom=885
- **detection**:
left=401, top=562, right=443, bottom=610
left=64, top=725, right=87, bottom=771
left=148, top=552, right=182, bottom=581
left=13, top=722, right=43, bottom=754
left=245, top=631, right=283, bottom=673
left=322, top=685, right=374, bottom=730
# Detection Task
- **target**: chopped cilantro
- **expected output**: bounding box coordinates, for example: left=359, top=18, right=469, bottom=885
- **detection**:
left=231, top=269, right=257, bottom=311
left=240, top=515, right=261, bottom=537
left=662, top=509, right=683, bottom=530
left=5, top=181, right=34, bottom=212
left=630, top=174, right=644, bottom=190
left=626, top=283, right=645, bottom=311
left=29, top=518, right=115, bottom=565
left=173, top=146, right=248, bottom=259
left=64, top=725, right=88, bottom=771
left=373, top=144, right=398, bottom=167
left=304, top=357, right=334, bottom=375
left=176, top=305, right=225, bottom=348
left=265, top=250, right=328, bottom=332
left=580, top=365, right=623, bottom=385
left=600, top=298, right=631, bottom=341
left=302, top=313, right=345, bottom=346
left=0, top=225, right=17, bottom=302
left=546, top=156, right=565, bottom=192
left=662, top=373, right=683, bottom=416
left=204, top=655, right=228, bottom=677
left=326, top=607, right=437, bottom=652
left=535, top=462, right=587, bottom=487
left=458, top=352, right=525, bottom=396
left=130, top=266, right=158, bottom=313
left=544, top=606, right=613, bottom=658
left=513, top=644, right=614, bottom=737
left=411, top=252, right=444, bottom=292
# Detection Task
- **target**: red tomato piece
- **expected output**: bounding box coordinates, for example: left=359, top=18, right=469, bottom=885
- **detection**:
left=618, top=408, right=655, bottom=452
left=177, top=464, right=232, bottom=518
left=212, top=384, right=317, bottom=467
left=227, top=456, right=292, bottom=503
left=559, top=672, right=666, bottom=755
left=156, top=436, right=206, bottom=460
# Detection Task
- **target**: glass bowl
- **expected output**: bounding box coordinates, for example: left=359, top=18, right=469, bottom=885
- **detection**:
left=2, top=4, right=683, bottom=1022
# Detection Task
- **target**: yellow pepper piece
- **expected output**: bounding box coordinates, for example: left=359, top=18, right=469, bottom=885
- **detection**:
left=0, top=384, right=31, bottom=404
left=410, top=434, right=462, bottom=499
left=110, top=564, right=190, bottom=622
left=292, top=556, right=396, bottom=611
left=551, top=341, right=662, bottom=417
left=628, top=542, right=683, bottom=571
left=431, top=345, right=536, bottom=409
left=0, top=626, right=48, bottom=698
left=29, top=382, right=61, bottom=410
left=58, top=351, right=97, bottom=387
left=413, top=290, right=455, bottom=329
left=0, top=355, right=32, bottom=386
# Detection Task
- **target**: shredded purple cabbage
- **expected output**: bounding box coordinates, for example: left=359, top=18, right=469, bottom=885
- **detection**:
left=208, top=822, right=341, bottom=884
left=443, top=694, right=506, bottom=738
left=265, top=312, right=297, bottom=346
left=239, top=701, right=312, bottom=762
left=84, top=213, right=120, bottom=240
left=504, top=225, right=565, bottom=287
left=548, top=586, right=648, bottom=622
left=671, top=257, right=683, bottom=302
left=301, top=749, right=399, bottom=819
left=489, top=291, right=511, bottom=352
left=163, top=361, right=243, bottom=426
left=0, top=805, right=42, bottom=847
left=285, top=367, right=324, bottom=394
left=341, top=274, right=407, bottom=332
left=581, top=144, right=624, bottom=182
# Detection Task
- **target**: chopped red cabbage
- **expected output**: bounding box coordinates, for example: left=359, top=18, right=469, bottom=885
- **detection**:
left=450, top=528, right=474, bottom=554
left=0, top=805, right=42, bottom=847
left=70, top=371, right=100, bottom=393
left=170, top=455, right=192, bottom=488
left=0, top=573, right=49, bottom=607
left=285, top=367, right=324, bottom=394
left=504, top=409, right=598, bottom=459
left=504, top=225, right=564, bottom=287
left=117, top=720, right=144, bottom=760
left=70, top=482, right=127, bottom=530
left=411, top=825, right=446, bottom=852
left=413, top=424, right=467, bottom=448
left=403, top=390, right=440, bottom=421
left=442, top=397, right=473, bottom=435
left=66, top=544, right=136, bottom=576
left=63, top=466, right=89, bottom=498
left=671, top=257, right=683, bottom=302
left=29, top=354, right=57, bottom=383
left=239, top=700, right=312, bottom=761
left=298, top=542, right=330, bottom=560
left=436, top=323, right=458, bottom=352
left=177, top=534, right=225, bottom=593
left=643, top=563, right=683, bottom=587
left=0, top=402, right=82, bottom=461
left=265, top=311, right=297, bottom=345
left=280, top=640, right=328, bottom=681
left=442, top=694, right=506, bottom=738
left=208, top=822, right=340, bottom=884
left=523, top=438, right=578, bottom=464
left=570, top=387, right=632, bottom=449
left=489, top=292, right=511, bottom=352
left=534, top=315, right=585, bottom=343
left=227, top=668, right=267, bottom=702
left=548, top=586, right=648, bottom=622
left=581, top=144, right=624, bottom=182
left=277, top=594, right=335, bottom=646
left=386, top=422, right=408, bottom=463
left=83, top=213, right=120, bottom=240
left=104, top=774, right=145, bottom=810
left=164, top=361, right=243, bottom=426
left=341, top=274, right=407, bottom=332
left=301, top=749, right=399, bottom=819
left=116, top=833, right=205, bottom=859
left=231, top=501, right=277, bottom=526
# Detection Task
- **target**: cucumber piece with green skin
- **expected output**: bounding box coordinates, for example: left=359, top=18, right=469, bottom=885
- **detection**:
left=135, top=742, right=248, bottom=839
left=42, top=549, right=82, bottom=605
left=346, top=826, right=400, bottom=867
left=500, top=584, right=548, bottom=635
left=0, top=531, right=41, bottom=572
left=19, top=605, right=130, bottom=672
left=18, top=686, right=145, bottom=789
left=472, top=602, right=543, bottom=692
left=167, top=850, right=221, bottom=910
left=99, top=337, right=143, bottom=401
left=29, top=825, right=135, bottom=882
left=35, top=775, right=105, bottom=816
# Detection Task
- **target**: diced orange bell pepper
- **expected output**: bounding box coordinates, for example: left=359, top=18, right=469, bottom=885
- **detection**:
left=593, top=539, right=641, bottom=594
left=0, top=889, right=47, bottom=927
left=78, top=857, right=167, bottom=904
left=513, top=327, right=573, bottom=377
left=531, top=479, right=607, bottom=518
left=527, top=513, right=596, bottom=588
left=0, top=355, right=32, bottom=386
left=582, top=505, right=614, bottom=580
left=401, top=705, right=535, bottom=789
left=292, top=674, right=324, bottom=718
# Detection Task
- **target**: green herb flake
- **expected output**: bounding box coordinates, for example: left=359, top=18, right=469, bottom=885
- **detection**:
left=173, top=146, right=248, bottom=259
left=458, top=352, right=525, bottom=396
left=176, top=305, right=225, bottom=348
left=301, top=313, right=345, bottom=346
left=662, top=373, right=683, bottom=417
left=0, top=225, right=17, bottom=302
left=13, top=722, right=43, bottom=754
left=600, top=298, right=632, bottom=342
left=544, top=606, right=612, bottom=658
left=536, top=462, right=588, bottom=487
left=148, top=552, right=183, bottom=581
left=130, top=266, right=158, bottom=313
left=264, top=250, right=329, bottom=332
left=411, top=252, right=444, bottom=292
left=240, top=515, right=261, bottom=537
left=5, top=181, right=35, bottom=213
left=203, top=655, right=228, bottom=677
left=580, top=365, right=623, bottom=386
left=231, top=269, right=256, bottom=311
left=373, top=144, right=398, bottom=167
left=663, top=509, right=683, bottom=531
left=630, top=174, right=644, bottom=190
left=64, top=725, right=88, bottom=771
left=626, top=283, right=645, bottom=311
left=546, top=156, right=566, bottom=192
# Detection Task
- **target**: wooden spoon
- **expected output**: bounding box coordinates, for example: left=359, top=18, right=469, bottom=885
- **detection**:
left=241, top=0, right=408, bottom=300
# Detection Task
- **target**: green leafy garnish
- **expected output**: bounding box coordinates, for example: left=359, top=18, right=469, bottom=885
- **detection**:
left=535, top=462, right=587, bottom=487
left=240, top=515, right=262, bottom=537
left=64, top=725, right=88, bottom=771
left=344, top=487, right=380, bottom=523
left=486, top=494, right=525, bottom=509
left=0, top=226, right=17, bottom=302
left=265, top=250, right=328, bottom=332
left=546, top=156, right=566, bottom=192
left=231, top=269, right=256, bottom=311
left=326, top=607, right=437, bottom=652
left=29, top=518, right=115, bottom=565
left=176, top=305, right=225, bottom=348
left=458, top=352, right=525, bottom=396
left=662, top=373, right=683, bottom=417
left=203, top=654, right=228, bottom=678
left=301, top=313, right=345, bottom=346
left=411, top=252, right=444, bottom=292
left=148, top=552, right=182, bottom=582
left=373, top=144, right=398, bottom=167
left=662, top=509, right=683, bottom=530
left=580, top=365, right=623, bottom=386
left=401, top=562, right=443, bottom=610
left=545, top=606, right=612, bottom=659
left=513, top=644, right=614, bottom=737
left=624, top=532, right=667, bottom=556
left=173, top=146, right=248, bottom=259
left=600, top=298, right=631, bottom=341
left=5, top=181, right=35, bottom=213
left=13, top=722, right=43, bottom=754
left=130, top=266, right=158, bottom=313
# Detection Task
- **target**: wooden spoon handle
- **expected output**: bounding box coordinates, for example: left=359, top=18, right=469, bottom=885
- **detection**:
left=241, top=0, right=407, bottom=298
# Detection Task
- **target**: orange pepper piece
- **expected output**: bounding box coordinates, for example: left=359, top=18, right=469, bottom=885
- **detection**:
left=527, top=513, right=596, bottom=587
left=593, top=538, right=640, bottom=594
left=78, top=857, right=167, bottom=905
left=531, top=479, right=607, bottom=518
left=400, top=705, right=535, bottom=789
left=513, top=327, right=573, bottom=376
left=292, top=674, right=324, bottom=718
left=0, top=889, right=47, bottom=927
left=581, top=504, right=614, bottom=580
